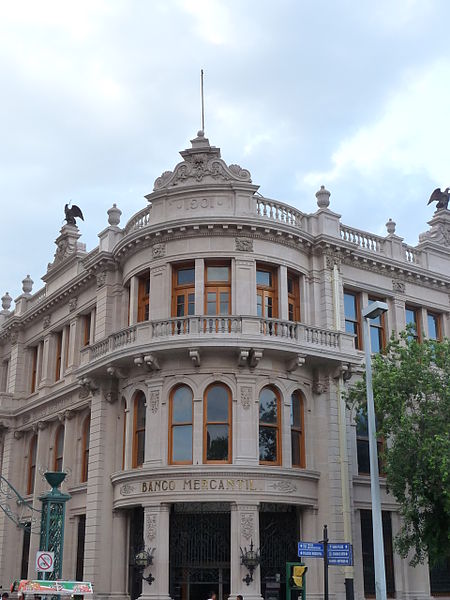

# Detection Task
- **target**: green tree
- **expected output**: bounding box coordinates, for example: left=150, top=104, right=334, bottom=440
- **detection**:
left=347, top=333, right=450, bottom=567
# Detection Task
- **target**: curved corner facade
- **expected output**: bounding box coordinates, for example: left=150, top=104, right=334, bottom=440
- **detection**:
left=0, top=132, right=449, bottom=600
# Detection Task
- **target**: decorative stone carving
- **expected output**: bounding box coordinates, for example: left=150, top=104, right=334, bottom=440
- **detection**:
left=312, top=371, right=329, bottom=395
left=2, top=292, right=12, bottom=311
left=392, top=279, right=405, bottom=293
left=104, top=390, right=118, bottom=404
left=238, top=348, right=250, bottom=367
left=68, top=297, right=78, bottom=312
left=14, top=430, right=23, bottom=440
left=43, top=315, right=51, bottom=329
left=189, top=348, right=200, bottom=367
left=150, top=390, right=160, bottom=414
left=22, top=275, right=33, bottom=295
left=152, top=243, right=166, bottom=258
left=316, top=185, right=331, bottom=208
left=240, top=513, right=254, bottom=540
left=107, top=203, right=122, bottom=226
left=240, top=387, right=252, bottom=410
left=120, top=483, right=136, bottom=496
left=235, top=238, right=254, bottom=252
left=96, top=271, right=107, bottom=288
left=146, top=513, right=157, bottom=541
left=386, top=218, right=396, bottom=235
left=325, top=255, right=341, bottom=270
left=153, top=131, right=252, bottom=191
left=248, top=348, right=263, bottom=368
left=268, top=481, right=297, bottom=493
left=9, top=329, right=19, bottom=345
left=287, top=354, right=306, bottom=372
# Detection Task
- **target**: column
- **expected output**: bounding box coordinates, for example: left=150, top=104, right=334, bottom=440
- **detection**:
left=61, top=410, right=76, bottom=579
left=278, top=265, right=288, bottom=320
left=146, top=378, right=164, bottom=466
left=149, top=266, right=169, bottom=320
left=0, top=428, right=18, bottom=585
left=67, top=317, right=80, bottom=370
left=234, top=376, right=258, bottom=465
left=139, top=504, right=171, bottom=600
left=195, top=258, right=205, bottom=315
left=129, top=275, right=139, bottom=325
left=230, top=503, right=263, bottom=600
left=235, top=258, right=256, bottom=316
left=39, top=334, right=52, bottom=387
left=94, top=270, right=115, bottom=339
left=7, top=336, right=26, bottom=395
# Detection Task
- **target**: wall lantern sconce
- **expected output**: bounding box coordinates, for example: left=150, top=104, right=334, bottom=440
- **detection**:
left=135, top=547, right=155, bottom=585
left=240, top=539, right=261, bottom=586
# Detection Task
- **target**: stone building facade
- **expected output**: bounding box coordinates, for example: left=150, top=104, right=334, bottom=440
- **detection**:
left=0, top=131, right=449, bottom=600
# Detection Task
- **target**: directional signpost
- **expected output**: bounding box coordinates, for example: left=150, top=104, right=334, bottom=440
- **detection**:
left=298, top=525, right=353, bottom=600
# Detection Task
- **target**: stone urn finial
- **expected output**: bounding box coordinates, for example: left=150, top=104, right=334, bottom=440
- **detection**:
left=107, top=203, right=122, bottom=227
left=2, top=292, right=12, bottom=311
left=316, top=185, right=331, bottom=208
left=22, top=274, right=34, bottom=295
left=386, top=218, right=396, bottom=235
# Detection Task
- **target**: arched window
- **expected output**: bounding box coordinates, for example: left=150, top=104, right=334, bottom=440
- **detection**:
left=169, top=385, right=193, bottom=464
left=204, top=384, right=231, bottom=463
left=259, top=386, right=281, bottom=465
left=27, top=434, right=37, bottom=494
left=81, top=416, right=90, bottom=482
left=291, top=391, right=305, bottom=468
left=132, top=392, right=146, bottom=468
left=54, top=425, right=65, bottom=472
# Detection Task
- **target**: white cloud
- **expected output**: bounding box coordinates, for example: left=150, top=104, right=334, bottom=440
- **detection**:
left=302, top=59, right=450, bottom=189
left=178, top=0, right=233, bottom=45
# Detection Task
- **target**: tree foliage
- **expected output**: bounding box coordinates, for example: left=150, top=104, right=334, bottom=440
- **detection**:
left=347, top=333, right=450, bottom=567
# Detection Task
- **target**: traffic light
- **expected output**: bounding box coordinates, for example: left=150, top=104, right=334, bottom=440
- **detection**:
left=286, top=562, right=307, bottom=600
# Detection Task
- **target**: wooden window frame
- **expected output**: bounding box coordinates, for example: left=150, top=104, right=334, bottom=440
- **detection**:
left=30, top=346, right=38, bottom=394
left=259, top=386, right=282, bottom=466
left=427, top=311, right=442, bottom=341
left=137, top=274, right=150, bottom=323
left=27, top=434, right=37, bottom=495
left=368, top=295, right=387, bottom=352
left=344, top=290, right=362, bottom=350
left=287, top=271, right=301, bottom=322
left=54, top=424, right=65, bottom=472
left=54, top=331, right=63, bottom=382
left=291, top=391, right=305, bottom=468
left=256, top=264, right=278, bottom=319
left=204, top=262, right=231, bottom=316
left=360, top=510, right=396, bottom=597
left=169, top=385, right=193, bottom=465
left=203, top=383, right=232, bottom=464
left=132, top=392, right=146, bottom=468
left=81, top=416, right=90, bottom=483
left=405, top=305, right=422, bottom=341
left=172, top=262, right=196, bottom=318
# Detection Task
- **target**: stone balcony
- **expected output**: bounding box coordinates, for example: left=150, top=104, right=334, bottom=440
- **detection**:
left=78, top=315, right=357, bottom=375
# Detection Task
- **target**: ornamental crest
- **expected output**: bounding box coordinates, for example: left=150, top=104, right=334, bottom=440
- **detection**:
left=235, top=238, right=254, bottom=252
left=150, top=390, right=160, bottom=414
left=268, top=481, right=297, bottom=494
left=241, top=387, right=252, bottom=410
left=240, top=513, right=253, bottom=540
left=146, top=514, right=157, bottom=540
left=120, top=483, right=136, bottom=496
left=392, top=279, right=405, bottom=294
left=152, top=243, right=166, bottom=258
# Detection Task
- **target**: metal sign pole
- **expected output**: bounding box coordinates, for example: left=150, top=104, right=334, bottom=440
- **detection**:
left=323, top=525, right=329, bottom=600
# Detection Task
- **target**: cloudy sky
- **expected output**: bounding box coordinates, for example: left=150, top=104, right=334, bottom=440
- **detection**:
left=1, top=0, right=449, bottom=302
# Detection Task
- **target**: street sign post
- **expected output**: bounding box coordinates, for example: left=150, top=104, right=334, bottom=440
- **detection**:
left=327, top=543, right=353, bottom=566
left=298, top=542, right=324, bottom=558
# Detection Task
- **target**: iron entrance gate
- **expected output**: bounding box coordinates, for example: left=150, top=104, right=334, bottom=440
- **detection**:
left=170, top=503, right=231, bottom=600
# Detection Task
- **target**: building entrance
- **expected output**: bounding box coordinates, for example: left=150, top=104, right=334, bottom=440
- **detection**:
left=170, top=503, right=231, bottom=600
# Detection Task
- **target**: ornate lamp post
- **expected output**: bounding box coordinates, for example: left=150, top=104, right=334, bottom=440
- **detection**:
left=240, top=539, right=261, bottom=586
left=134, top=547, right=156, bottom=585
left=39, top=471, right=71, bottom=580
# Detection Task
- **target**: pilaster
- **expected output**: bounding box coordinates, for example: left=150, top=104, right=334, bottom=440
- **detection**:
left=139, top=503, right=171, bottom=600
left=234, top=376, right=258, bottom=465
left=195, top=258, right=205, bottom=315
left=235, top=258, right=256, bottom=316
left=230, top=503, right=263, bottom=600
left=146, top=378, right=164, bottom=466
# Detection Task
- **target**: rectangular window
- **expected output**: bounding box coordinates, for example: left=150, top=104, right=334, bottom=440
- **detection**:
left=430, top=556, right=450, bottom=594
left=344, top=291, right=361, bottom=350
left=172, top=264, right=195, bottom=317
left=368, top=296, right=387, bottom=353
left=405, top=306, right=421, bottom=340
left=205, top=263, right=231, bottom=317
left=75, top=514, right=86, bottom=581
left=137, top=275, right=150, bottom=322
left=83, top=314, right=91, bottom=346
left=356, top=410, right=384, bottom=476
left=256, top=265, right=278, bottom=319
left=287, top=272, right=300, bottom=321
left=360, top=510, right=395, bottom=596
left=30, top=346, right=38, bottom=393
left=55, top=331, right=63, bottom=382
left=20, top=523, right=31, bottom=579
left=427, top=312, right=441, bottom=340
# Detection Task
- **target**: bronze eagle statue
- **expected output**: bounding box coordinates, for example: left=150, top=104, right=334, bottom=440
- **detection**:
left=64, top=203, right=84, bottom=226
left=427, top=187, right=449, bottom=210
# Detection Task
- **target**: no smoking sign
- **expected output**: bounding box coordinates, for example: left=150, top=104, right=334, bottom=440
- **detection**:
left=36, top=551, right=54, bottom=573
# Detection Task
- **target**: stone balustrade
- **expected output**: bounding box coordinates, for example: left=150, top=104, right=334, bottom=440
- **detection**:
left=340, top=224, right=385, bottom=253
left=403, top=244, right=420, bottom=264
left=79, top=316, right=353, bottom=366
left=124, top=205, right=152, bottom=234
left=256, top=197, right=304, bottom=228
left=27, top=287, right=47, bottom=309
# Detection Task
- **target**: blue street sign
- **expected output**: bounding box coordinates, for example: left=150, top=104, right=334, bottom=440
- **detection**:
left=298, top=542, right=324, bottom=558
left=327, top=544, right=353, bottom=566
